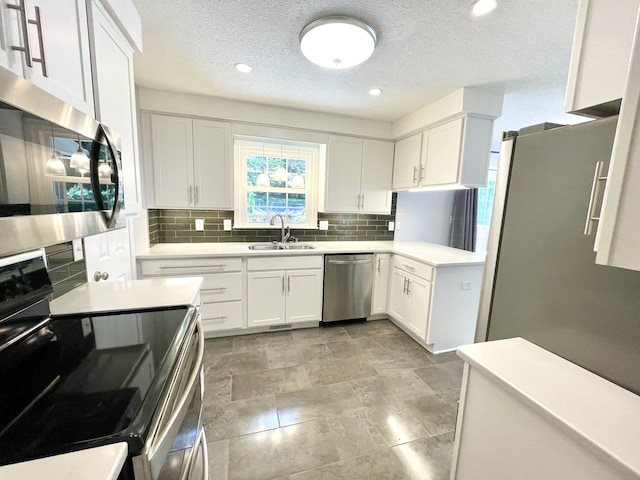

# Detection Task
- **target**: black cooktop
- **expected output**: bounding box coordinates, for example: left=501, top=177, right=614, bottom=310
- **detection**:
left=0, top=303, right=192, bottom=465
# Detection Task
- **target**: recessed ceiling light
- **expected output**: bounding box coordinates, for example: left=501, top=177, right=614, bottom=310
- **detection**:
left=234, top=63, right=252, bottom=73
left=472, top=0, right=497, bottom=16
left=369, top=88, right=383, bottom=96
left=300, top=16, right=377, bottom=69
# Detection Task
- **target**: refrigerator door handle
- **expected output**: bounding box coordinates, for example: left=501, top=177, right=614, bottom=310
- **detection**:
left=584, top=161, right=607, bottom=236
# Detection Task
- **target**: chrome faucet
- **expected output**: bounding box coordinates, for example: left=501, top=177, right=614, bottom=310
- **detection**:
left=269, top=214, right=290, bottom=243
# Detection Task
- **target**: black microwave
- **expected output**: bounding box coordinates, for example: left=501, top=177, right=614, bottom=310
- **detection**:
left=0, top=67, right=124, bottom=257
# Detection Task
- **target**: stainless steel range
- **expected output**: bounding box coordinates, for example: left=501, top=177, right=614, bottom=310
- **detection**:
left=0, top=250, right=206, bottom=479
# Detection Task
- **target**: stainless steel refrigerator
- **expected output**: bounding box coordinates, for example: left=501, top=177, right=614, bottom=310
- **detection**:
left=477, top=116, right=640, bottom=395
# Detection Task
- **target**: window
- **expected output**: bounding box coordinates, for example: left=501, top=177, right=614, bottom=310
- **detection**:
left=234, top=137, right=319, bottom=228
left=475, top=160, right=498, bottom=253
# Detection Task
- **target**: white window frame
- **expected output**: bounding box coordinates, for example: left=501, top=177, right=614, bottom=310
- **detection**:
left=233, top=136, right=319, bottom=229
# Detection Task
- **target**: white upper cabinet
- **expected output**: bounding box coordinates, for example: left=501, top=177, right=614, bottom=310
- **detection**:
left=565, top=0, right=640, bottom=117
left=324, top=135, right=393, bottom=214
left=146, top=113, right=232, bottom=210
left=594, top=8, right=640, bottom=272
left=392, top=133, right=422, bottom=190
left=0, top=0, right=95, bottom=115
left=89, top=0, right=141, bottom=212
left=392, top=116, right=493, bottom=190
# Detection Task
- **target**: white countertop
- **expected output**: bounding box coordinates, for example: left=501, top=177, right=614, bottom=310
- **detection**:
left=457, top=338, right=640, bottom=477
left=137, top=241, right=485, bottom=267
left=0, top=443, right=127, bottom=480
left=50, top=277, right=203, bottom=316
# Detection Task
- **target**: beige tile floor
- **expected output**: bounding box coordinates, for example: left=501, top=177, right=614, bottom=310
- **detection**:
left=203, top=320, right=463, bottom=480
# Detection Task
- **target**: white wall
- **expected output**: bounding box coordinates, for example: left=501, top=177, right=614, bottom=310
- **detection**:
left=394, top=191, right=455, bottom=245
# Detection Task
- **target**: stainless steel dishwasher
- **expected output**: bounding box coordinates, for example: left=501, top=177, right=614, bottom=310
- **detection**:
left=322, top=253, right=374, bottom=323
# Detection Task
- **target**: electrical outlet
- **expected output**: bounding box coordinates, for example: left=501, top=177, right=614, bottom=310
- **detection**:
left=195, top=218, right=205, bottom=231
left=461, top=281, right=472, bottom=291
left=388, top=221, right=395, bottom=231
left=319, top=220, right=329, bottom=231
left=72, top=238, right=84, bottom=261
left=223, top=219, right=232, bottom=231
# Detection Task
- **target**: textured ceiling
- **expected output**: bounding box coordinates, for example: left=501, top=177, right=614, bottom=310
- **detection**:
left=131, top=0, right=580, bottom=122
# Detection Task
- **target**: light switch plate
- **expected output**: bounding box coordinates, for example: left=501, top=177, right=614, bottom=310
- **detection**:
left=72, top=238, right=84, bottom=261
left=223, top=219, right=232, bottom=231
left=195, top=218, right=205, bottom=231
left=388, top=221, right=395, bottom=231
left=319, top=220, right=329, bottom=231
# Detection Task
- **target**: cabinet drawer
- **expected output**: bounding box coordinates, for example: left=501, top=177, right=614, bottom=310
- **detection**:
left=140, top=257, right=242, bottom=275
left=392, top=255, right=434, bottom=281
left=247, top=255, right=323, bottom=271
left=201, top=301, right=243, bottom=331
left=200, top=272, right=242, bottom=301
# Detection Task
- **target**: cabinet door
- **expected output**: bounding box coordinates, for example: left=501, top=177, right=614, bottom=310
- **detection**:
left=392, top=133, right=422, bottom=189
left=421, top=118, right=464, bottom=186
left=388, top=268, right=409, bottom=326
left=0, top=1, right=26, bottom=75
left=150, top=115, right=194, bottom=208
left=193, top=119, right=232, bottom=209
left=325, top=135, right=363, bottom=212
left=286, top=269, right=323, bottom=324
left=406, top=275, right=432, bottom=340
left=247, top=271, right=286, bottom=327
left=371, top=254, right=390, bottom=315
left=360, top=139, right=394, bottom=213
left=89, top=1, right=141, bottom=212
left=25, top=0, right=94, bottom=115
left=565, top=0, right=639, bottom=116
left=594, top=16, right=640, bottom=272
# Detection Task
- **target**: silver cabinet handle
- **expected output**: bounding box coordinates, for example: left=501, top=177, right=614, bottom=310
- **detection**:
left=29, top=6, right=47, bottom=76
left=361, top=194, right=364, bottom=210
left=413, top=165, right=418, bottom=183
left=7, top=1, right=33, bottom=67
left=195, top=185, right=200, bottom=204
left=287, top=275, right=291, bottom=293
left=377, top=257, right=381, bottom=273
left=406, top=278, right=411, bottom=294
left=282, top=275, right=285, bottom=294
left=402, top=264, right=416, bottom=271
left=584, top=161, right=607, bottom=235
left=159, top=264, right=226, bottom=270
left=203, top=287, right=227, bottom=293
left=208, top=316, right=227, bottom=323
left=188, top=185, right=193, bottom=205
left=93, top=271, right=109, bottom=282
left=402, top=277, right=407, bottom=294
left=419, top=163, right=425, bottom=181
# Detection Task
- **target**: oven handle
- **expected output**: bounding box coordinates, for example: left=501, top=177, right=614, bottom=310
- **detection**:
left=187, top=429, right=209, bottom=480
left=147, top=316, right=204, bottom=461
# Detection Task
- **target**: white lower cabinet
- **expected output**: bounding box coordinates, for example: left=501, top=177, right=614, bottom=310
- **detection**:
left=388, top=254, right=482, bottom=353
left=138, top=257, right=245, bottom=334
left=389, top=265, right=432, bottom=339
left=247, top=256, right=323, bottom=328
left=371, top=253, right=390, bottom=314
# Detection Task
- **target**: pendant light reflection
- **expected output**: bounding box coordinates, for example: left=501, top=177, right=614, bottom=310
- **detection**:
left=70, top=134, right=90, bottom=172
left=256, top=142, right=270, bottom=187
left=45, top=128, right=66, bottom=176
left=290, top=145, right=304, bottom=189
left=274, top=143, right=288, bottom=182
left=98, top=160, right=113, bottom=180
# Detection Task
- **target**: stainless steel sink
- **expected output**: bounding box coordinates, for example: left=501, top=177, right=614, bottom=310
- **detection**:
left=248, top=244, right=282, bottom=250
left=247, top=243, right=315, bottom=250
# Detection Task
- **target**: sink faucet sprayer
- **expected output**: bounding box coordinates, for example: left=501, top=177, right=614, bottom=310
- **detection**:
left=269, top=214, right=290, bottom=243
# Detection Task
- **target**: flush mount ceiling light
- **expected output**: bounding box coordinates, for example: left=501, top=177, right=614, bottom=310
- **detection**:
left=472, top=0, right=497, bottom=16
left=369, top=88, right=383, bottom=96
left=234, top=63, right=252, bottom=73
left=299, top=16, right=377, bottom=69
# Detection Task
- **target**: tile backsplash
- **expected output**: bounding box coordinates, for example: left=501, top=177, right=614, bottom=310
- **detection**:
left=149, top=194, right=397, bottom=244
left=45, top=242, right=87, bottom=299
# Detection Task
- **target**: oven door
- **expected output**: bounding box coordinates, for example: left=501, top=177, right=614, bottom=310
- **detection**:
left=132, top=313, right=205, bottom=480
